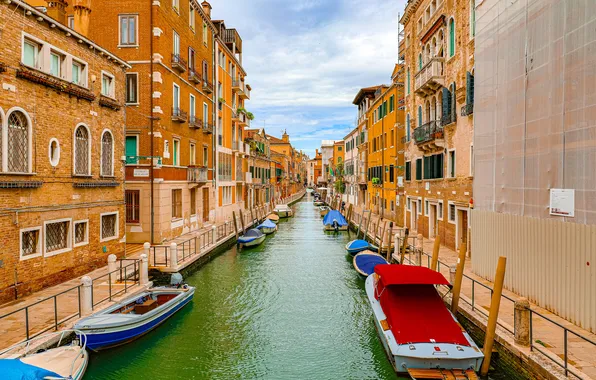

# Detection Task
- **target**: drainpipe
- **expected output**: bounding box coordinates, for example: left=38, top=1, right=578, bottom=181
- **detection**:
left=149, top=0, right=155, bottom=244
left=381, top=93, right=385, bottom=220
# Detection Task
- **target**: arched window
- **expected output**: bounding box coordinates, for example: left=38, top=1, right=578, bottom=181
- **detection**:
left=7, top=110, right=30, bottom=173
left=406, top=114, right=411, bottom=141
left=449, top=18, right=455, bottom=57
left=74, top=124, right=90, bottom=175
left=101, top=130, right=114, bottom=176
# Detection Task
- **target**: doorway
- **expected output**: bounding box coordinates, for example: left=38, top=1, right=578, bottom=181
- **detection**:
left=456, top=208, right=469, bottom=251
left=202, top=188, right=210, bottom=222
left=411, top=200, right=418, bottom=232
left=429, top=203, right=437, bottom=238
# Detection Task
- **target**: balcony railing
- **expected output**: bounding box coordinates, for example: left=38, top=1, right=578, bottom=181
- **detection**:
left=171, top=54, right=187, bottom=72
left=171, top=107, right=188, bottom=123
left=232, top=80, right=242, bottom=92
left=414, top=121, right=444, bottom=145
left=203, top=79, right=213, bottom=93
left=189, top=116, right=202, bottom=129
left=188, top=69, right=201, bottom=84
left=238, top=112, right=249, bottom=127
left=461, top=103, right=473, bottom=116
left=202, top=121, right=214, bottom=134
left=232, top=141, right=240, bottom=151
left=217, top=134, right=223, bottom=146
left=187, top=167, right=208, bottom=183
left=441, top=111, right=456, bottom=126
left=415, top=57, right=444, bottom=96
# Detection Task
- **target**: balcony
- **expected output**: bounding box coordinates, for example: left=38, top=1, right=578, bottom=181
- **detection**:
left=241, top=84, right=250, bottom=100
left=171, top=107, right=188, bottom=123
left=413, top=121, right=445, bottom=152
left=187, top=166, right=208, bottom=183
left=232, top=80, right=242, bottom=92
left=203, top=79, right=213, bottom=94
left=202, top=121, right=214, bottom=134
left=415, top=57, right=444, bottom=96
left=188, top=69, right=201, bottom=84
left=401, top=136, right=411, bottom=144
left=189, top=116, right=202, bottom=129
left=232, top=109, right=240, bottom=121
left=232, top=140, right=240, bottom=151
left=441, top=111, right=456, bottom=126
left=238, top=112, right=249, bottom=127
left=461, top=103, right=473, bottom=117
left=222, top=28, right=242, bottom=54
left=171, top=54, right=187, bottom=73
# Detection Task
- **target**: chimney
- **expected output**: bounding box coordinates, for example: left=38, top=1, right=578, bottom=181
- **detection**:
left=73, top=0, right=91, bottom=37
left=46, top=0, right=68, bottom=25
left=282, top=130, right=289, bottom=143
left=201, top=1, right=212, bottom=18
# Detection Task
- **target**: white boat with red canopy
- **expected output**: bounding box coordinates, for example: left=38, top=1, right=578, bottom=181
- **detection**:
left=365, top=264, right=483, bottom=379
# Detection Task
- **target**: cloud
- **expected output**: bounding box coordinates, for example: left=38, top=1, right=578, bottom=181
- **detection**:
left=211, top=0, right=407, bottom=157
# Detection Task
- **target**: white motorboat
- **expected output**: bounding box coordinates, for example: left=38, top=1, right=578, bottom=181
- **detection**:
left=274, top=204, right=293, bottom=218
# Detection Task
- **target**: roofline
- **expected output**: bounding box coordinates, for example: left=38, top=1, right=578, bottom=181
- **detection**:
left=9, top=0, right=130, bottom=68
left=342, top=125, right=360, bottom=140
left=352, top=85, right=387, bottom=105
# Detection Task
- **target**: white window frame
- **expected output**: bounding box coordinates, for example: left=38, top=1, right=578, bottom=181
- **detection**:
left=438, top=201, right=444, bottom=221
left=189, top=5, right=195, bottom=31
left=101, top=70, right=116, bottom=99
left=203, top=145, right=208, bottom=166
left=73, top=123, right=92, bottom=176
left=49, top=50, right=64, bottom=78
left=172, top=0, right=180, bottom=13
left=44, top=218, right=72, bottom=257
left=448, top=201, right=456, bottom=224
left=118, top=14, right=139, bottom=47
left=448, top=149, right=456, bottom=178
left=100, top=129, right=115, bottom=177
left=22, top=37, right=42, bottom=70
left=203, top=23, right=208, bottom=46
left=68, top=16, right=74, bottom=29
left=448, top=17, right=456, bottom=59
left=125, top=72, right=139, bottom=105
left=424, top=200, right=429, bottom=216
left=48, top=138, right=60, bottom=167
left=100, top=211, right=119, bottom=242
left=190, top=142, right=196, bottom=165
left=71, top=59, right=87, bottom=87
left=406, top=197, right=412, bottom=211
left=73, top=219, right=89, bottom=247
left=189, top=94, right=196, bottom=118
left=417, top=198, right=422, bottom=215
left=173, top=138, right=180, bottom=166
left=173, top=30, right=180, bottom=55
left=19, top=226, right=42, bottom=261
left=173, top=83, right=181, bottom=109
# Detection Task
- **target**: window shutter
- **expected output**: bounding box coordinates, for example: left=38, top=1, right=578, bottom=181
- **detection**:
left=423, top=156, right=430, bottom=179
left=466, top=72, right=474, bottom=105
left=442, top=87, right=451, bottom=119
left=437, top=153, right=444, bottom=178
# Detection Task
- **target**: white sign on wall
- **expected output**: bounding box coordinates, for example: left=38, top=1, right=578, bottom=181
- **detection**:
left=134, top=169, right=149, bottom=177
left=397, top=176, right=404, bottom=187
left=549, top=189, right=575, bottom=217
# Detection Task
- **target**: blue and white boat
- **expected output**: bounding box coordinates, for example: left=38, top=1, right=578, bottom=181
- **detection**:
left=238, top=228, right=266, bottom=247
left=323, top=210, right=349, bottom=231
left=353, top=251, right=388, bottom=277
left=256, top=219, right=277, bottom=235
left=74, top=286, right=195, bottom=351
left=345, top=239, right=379, bottom=255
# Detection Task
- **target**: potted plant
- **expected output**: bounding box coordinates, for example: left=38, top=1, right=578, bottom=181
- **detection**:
left=218, top=97, right=226, bottom=104
left=372, top=177, right=380, bottom=185
left=246, top=112, right=255, bottom=120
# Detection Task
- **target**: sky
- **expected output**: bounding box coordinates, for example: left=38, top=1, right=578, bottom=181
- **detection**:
left=212, top=0, right=407, bottom=158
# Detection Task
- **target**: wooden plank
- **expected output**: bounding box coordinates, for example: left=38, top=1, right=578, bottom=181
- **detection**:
left=407, top=369, right=479, bottom=380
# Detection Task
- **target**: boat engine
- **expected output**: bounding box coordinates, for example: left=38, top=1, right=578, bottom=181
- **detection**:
left=332, top=219, right=339, bottom=232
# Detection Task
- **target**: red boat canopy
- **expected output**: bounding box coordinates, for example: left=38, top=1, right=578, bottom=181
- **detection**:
left=374, top=264, right=452, bottom=288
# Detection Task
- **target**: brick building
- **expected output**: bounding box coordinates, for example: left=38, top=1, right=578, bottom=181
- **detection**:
left=245, top=129, right=272, bottom=207
left=0, top=0, right=128, bottom=303
left=400, top=0, right=475, bottom=251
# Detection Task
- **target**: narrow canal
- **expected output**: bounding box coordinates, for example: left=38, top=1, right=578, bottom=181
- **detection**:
left=85, top=196, right=405, bottom=379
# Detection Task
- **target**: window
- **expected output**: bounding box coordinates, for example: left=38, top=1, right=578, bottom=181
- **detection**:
left=74, top=220, right=88, bottom=247
left=23, top=39, right=40, bottom=68
left=7, top=110, right=30, bottom=173
left=448, top=150, right=456, bottom=178
left=418, top=53, right=422, bottom=70
left=423, top=153, right=444, bottom=180
left=417, top=199, right=422, bottom=215
left=389, top=164, right=395, bottom=182
left=390, top=129, right=394, bottom=147
left=173, top=31, right=180, bottom=55
left=45, top=219, right=71, bottom=255
left=172, top=0, right=179, bottom=11
left=407, top=197, right=412, bottom=211
left=470, top=144, right=474, bottom=176
left=203, top=146, right=208, bottom=166
left=190, top=94, right=196, bottom=122
left=68, top=16, right=74, bottom=29
left=20, top=227, right=41, bottom=260
left=470, top=0, right=476, bottom=38
left=125, top=73, right=138, bottom=104
left=390, top=95, right=395, bottom=112
left=416, top=158, right=422, bottom=180
left=101, top=71, right=115, bottom=98
left=203, top=23, right=208, bottom=45
left=406, top=68, right=410, bottom=94
left=338, top=146, right=342, bottom=151
left=188, top=47, right=196, bottom=71
left=418, top=105, right=422, bottom=127
left=190, top=143, right=196, bottom=165
left=449, top=18, right=456, bottom=57
left=173, top=139, right=180, bottom=166
left=74, top=124, right=90, bottom=175
left=406, top=114, right=411, bottom=141
left=49, top=138, right=60, bottom=167
left=119, top=15, right=138, bottom=46
left=100, top=212, right=118, bottom=241
left=405, top=161, right=411, bottom=181
left=190, top=188, right=197, bottom=215
left=50, top=51, right=62, bottom=77
left=189, top=5, right=195, bottom=30
left=438, top=201, right=444, bottom=220
left=222, top=186, right=232, bottom=205
left=125, top=135, right=138, bottom=163
left=126, top=190, right=140, bottom=223
left=173, top=83, right=180, bottom=110
left=448, top=203, right=456, bottom=223
left=72, top=61, right=83, bottom=86
left=101, top=130, right=114, bottom=176
left=425, top=200, right=429, bottom=216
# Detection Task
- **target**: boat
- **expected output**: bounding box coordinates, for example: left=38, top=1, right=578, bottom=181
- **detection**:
left=0, top=330, right=88, bottom=379
left=314, top=200, right=325, bottom=206
left=256, top=219, right=277, bottom=235
left=365, top=265, right=483, bottom=378
left=345, top=239, right=379, bottom=255
left=266, top=213, right=280, bottom=224
left=274, top=204, right=293, bottom=218
left=353, top=251, right=388, bottom=277
left=238, top=228, right=266, bottom=247
left=323, top=210, right=349, bottom=231
left=319, top=205, right=331, bottom=217
left=74, top=286, right=195, bottom=351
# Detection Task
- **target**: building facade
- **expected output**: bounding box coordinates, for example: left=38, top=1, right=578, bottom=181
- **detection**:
left=401, top=0, right=475, bottom=251
left=245, top=129, right=272, bottom=207
left=0, top=0, right=127, bottom=303
left=342, top=128, right=360, bottom=206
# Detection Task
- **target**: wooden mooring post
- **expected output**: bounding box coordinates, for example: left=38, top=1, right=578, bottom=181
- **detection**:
left=481, top=256, right=507, bottom=376
left=232, top=211, right=239, bottom=240
left=239, top=209, right=246, bottom=234
left=364, top=211, right=372, bottom=242
left=450, top=243, right=468, bottom=313
left=430, top=235, right=441, bottom=271
left=380, top=220, right=388, bottom=254
left=399, top=229, right=409, bottom=264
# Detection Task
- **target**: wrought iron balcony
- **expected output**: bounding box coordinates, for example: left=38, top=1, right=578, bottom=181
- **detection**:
left=171, top=107, right=188, bottom=123
left=188, top=69, right=201, bottom=84
left=203, top=79, right=213, bottom=93
left=441, top=111, right=456, bottom=126
left=171, top=54, right=187, bottom=72
left=413, top=121, right=445, bottom=151
left=187, top=166, right=208, bottom=183
left=461, top=103, right=473, bottom=116
left=202, top=121, right=214, bottom=134
left=415, top=57, right=444, bottom=96
left=189, top=116, right=202, bottom=129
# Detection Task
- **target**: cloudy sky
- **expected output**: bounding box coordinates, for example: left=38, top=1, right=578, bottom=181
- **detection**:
left=212, top=0, right=407, bottom=158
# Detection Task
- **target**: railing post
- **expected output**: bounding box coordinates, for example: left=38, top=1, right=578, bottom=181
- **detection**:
left=143, top=242, right=151, bottom=266
left=212, top=226, right=216, bottom=244
left=169, top=242, right=178, bottom=270
left=430, top=235, right=441, bottom=271
left=416, top=233, right=423, bottom=266
left=514, top=298, right=530, bottom=346
left=140, top=254, right=149, bottom=286
left=107, top=254, right=118, bottom=280
left=80, top=276, right=93, bottom=315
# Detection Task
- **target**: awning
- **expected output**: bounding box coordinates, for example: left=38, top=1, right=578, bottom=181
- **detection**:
left=374, top=264, right=452, bottom=288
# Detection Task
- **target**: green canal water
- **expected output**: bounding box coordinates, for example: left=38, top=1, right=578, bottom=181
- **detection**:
left=85, top=197, right=405, bottom=379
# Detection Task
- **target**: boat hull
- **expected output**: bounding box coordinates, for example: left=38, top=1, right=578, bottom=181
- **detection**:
left=275, top=210, right=293, bottom=218
left=364, top=276, right=483, bottom=374
left=260, top=226, right=277, bottom=235
left=314, top=201, right=324, bottom=206
left=240, top=234, right=266, bottom=247
left=324, top=225, right=349, bottom=231
left=353, top=252, right=388, bottom=277
left=76, top=288, right=195, bottom=351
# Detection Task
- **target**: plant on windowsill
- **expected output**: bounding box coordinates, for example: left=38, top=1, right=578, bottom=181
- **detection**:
left=236, top=107, right=247, bottom=114
left=246, top=112, right=255, bottom=120
left=218, top=97, right=226, bottom=104
left=372, top=177, right=380, bottom=185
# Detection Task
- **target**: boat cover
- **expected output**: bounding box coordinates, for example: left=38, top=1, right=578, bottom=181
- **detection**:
left=242, top=228, right=263, bottom=238
left=0, top=359, right=62, bottom=379
left=322, top=210, right=348, bottom=226
left=347, top=239, right=369, bottom=251
left=257, top=220, right=276, bottom=229
left=374, top=264, right=451, bottom=287
left=354, top=254, right=388, bottom=276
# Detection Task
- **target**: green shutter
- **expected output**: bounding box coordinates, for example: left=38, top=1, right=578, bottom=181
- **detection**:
left=450, top=19, right=455, bottom=57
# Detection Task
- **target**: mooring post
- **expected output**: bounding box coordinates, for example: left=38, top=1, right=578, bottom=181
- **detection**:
left=239, top=209, right=246, bottom=234
left=380, top=221, right=388, bottom=253
left=399, top=229, right=409, bottom=264
left=430, top=235, right=441, bottom=271
left=348, top=204, right=353, bottom=224
left=169, top=243, right=178, bottom=270
left=140, top=254, right=149, bottom=286
left=514, top=297, right=531, bottom=346
left=416, top=233, right=423, bottom=266
left=365, top=212, right=372, bottom=242
left=392, top=233, right=400, bottom=263
left=450, top=243, right=468, bottom=313
left=232, top=211, right=239, bottom=240
left=107, top=254, right=118, bottom=280
left=481, top=256, right=507, bottom=376
left=250, top=208, right=255, bottom=226
left=80, top=276, right=93, bottom=315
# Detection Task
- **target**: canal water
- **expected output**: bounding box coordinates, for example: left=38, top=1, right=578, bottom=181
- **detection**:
left=85, top=196, right=406, bottom=379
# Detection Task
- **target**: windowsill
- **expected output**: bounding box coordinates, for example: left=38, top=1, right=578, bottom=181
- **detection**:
left=126, top=222, right=141, bottom=226
left=101, top=93, right=117, bottom=101
left=117, top=44, right=139, bottom=49
left=125, top=102, right=140, bottom=106
left=45, top=247, right=72, bottom=258
left=100, top=175, right=116, bottom=179
left=100, top=235, right=119, bottom=243
left=171, top=218, right=183, bottom=222
left=447, top=177, right=457, bottom=181
left=73, top=174, right=93, bottom=178
left=20, top=252, right=42, bottom=261
left=74, top=241, right=89, bottom=248
left=0, top=172, right=36, bottom=176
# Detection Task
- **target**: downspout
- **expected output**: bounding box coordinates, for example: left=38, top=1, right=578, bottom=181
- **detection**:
left=149, top=0, right=155, bottom=244
left=381, top=93, right=385, bottom=220
left=213, top=38, right=218, bottom=218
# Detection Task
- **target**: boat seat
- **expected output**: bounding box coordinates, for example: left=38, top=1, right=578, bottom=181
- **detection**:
left=134, top=299, right=158, bottom=315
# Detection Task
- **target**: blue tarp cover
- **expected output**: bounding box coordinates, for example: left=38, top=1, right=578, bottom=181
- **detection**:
left=354, top=254, right=388, bottom=276
left=257, top=219, right=276, bottom=229
left=0, top=359, right=62, bottom=380
left=323, top=210, right=348, bottom=227
left=243, top=229, right=263, bottom=238
left=347, top=239, right=369, bottom=250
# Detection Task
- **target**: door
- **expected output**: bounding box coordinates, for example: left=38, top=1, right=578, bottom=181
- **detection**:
left=202, top=188, right=209, bottom=222
left=429, top=204, right=437, bottom=238
left=411, top=201, right=417, bottom=231
left=456, top=209, right=468, bottom=250
left=125, top=135, right=137, bottom=163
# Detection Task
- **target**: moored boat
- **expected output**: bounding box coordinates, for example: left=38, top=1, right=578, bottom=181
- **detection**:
left=238, top=228, right=266, bottom=247
left=353, top=251, right=388, bottom=277
left=0, top=329, right=88, bottom=380
left=256, top=219, right=277, bottom=235
left=313, top=200, right=325, bottom=206
left=323, top=210, right=349, bottom=231
left=267, top=214, right=280, bottom=224
left=345, top=239, right=378, bottom=255
left=365, top=264, right=483, bottom=378
left=319, top=205, right=331, bottom=217
left=74, top=286, right=195, bottom=351
left=274, top=204, right=293, bottom=218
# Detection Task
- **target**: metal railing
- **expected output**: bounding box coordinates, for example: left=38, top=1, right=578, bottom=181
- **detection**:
left=414, top=57, right=444, bottom=92
left=441, top=110, right=456, bottom=126
left=202, top=121, right=213, bottom=134
left=187, top=167, right=208, bottom=182
left=92, top=259, right=140, bottom=308
left=172, top=107, right=188, bottom=122
left=189, top=116, right=202, bottom=129
left=413, top=120, right=443, bottom=145
left=171, top=54, right=187, bottom=72
left=461, top=103, right=474, bottom=116
left=188, top=69, right=201, bottom=83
